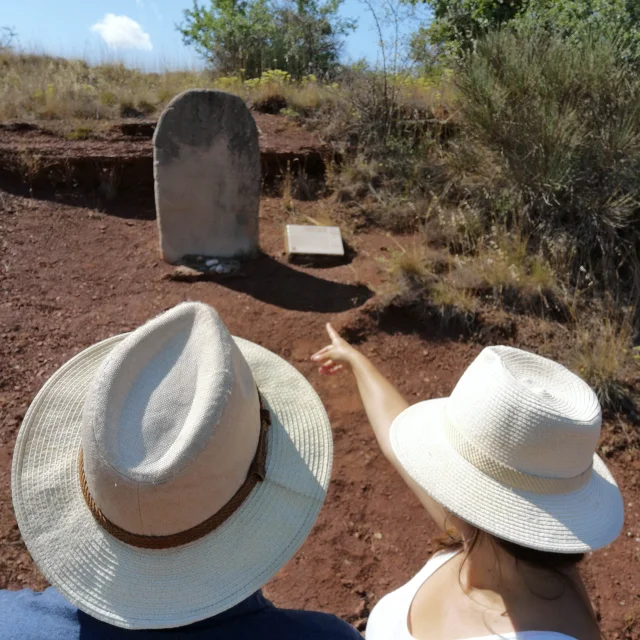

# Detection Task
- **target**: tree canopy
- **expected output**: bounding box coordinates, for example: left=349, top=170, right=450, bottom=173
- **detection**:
left=412, top=0, right=640, bottom=60
left=178, top=0, right=355, bottom=79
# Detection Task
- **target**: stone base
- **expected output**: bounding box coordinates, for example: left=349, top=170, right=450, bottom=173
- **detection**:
left=168, top=255, right=244, bottom=281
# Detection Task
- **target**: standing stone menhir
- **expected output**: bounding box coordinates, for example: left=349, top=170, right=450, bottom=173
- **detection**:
left=153, top=90, right=261, bottom=264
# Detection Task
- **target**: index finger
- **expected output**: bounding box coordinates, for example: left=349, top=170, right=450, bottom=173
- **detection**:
left=326, top=323, right=341, bottom=342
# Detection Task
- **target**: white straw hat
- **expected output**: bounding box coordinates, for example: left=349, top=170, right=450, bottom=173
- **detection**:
left=391, top=346, right=623, bottom=553
left=12, top=302, right=332, bottom=629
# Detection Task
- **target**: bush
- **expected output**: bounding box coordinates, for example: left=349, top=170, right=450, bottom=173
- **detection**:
left=179, top=0, right=355, bottom=79
left=514, top=0, right=640, bottom=65
left=416, top=0, right=640, bottom=64
left=321, top=65, right=454, bottom=207
left=456, top=27, right=640, bottom=301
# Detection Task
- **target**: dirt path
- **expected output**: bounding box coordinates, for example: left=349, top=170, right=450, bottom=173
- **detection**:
left=1, top=190, right=639, bottom=638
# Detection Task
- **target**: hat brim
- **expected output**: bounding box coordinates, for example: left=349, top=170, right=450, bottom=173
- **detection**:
left=12, top=334, right=332, bottom=629
left=390, top=398, right=624, bottom=553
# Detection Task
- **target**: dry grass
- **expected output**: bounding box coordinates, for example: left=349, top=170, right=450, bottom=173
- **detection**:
left=0, top=51, right=337, bottom=122
left=423, top=200, right=484, bottom=255
left=331, top=156, right=381, bottom=203
left=286, top=82, right=334, bottom=115
left=249, top=80, right=289, bottom=114
left=396, top=76, right=456, bottom=119
left=360, top=196, right=430, bottom=233
left=380, top=244, right=480, bottom=322
left=440, top=230, right=561, bottom=317
left=430, top=280, right=478, bottom=321
left=378, top=244, right=434, bottom=308
left=0, top=51, right=216, bottom=120
left=569, top=317, right=636, bottom=413
left=379, top=225, right=561, bottom=324
left=475, top=232, right=556, bottom=296
left=384, top=246, right=435, bottom=287
left=65, top=125, right=94, bottom=140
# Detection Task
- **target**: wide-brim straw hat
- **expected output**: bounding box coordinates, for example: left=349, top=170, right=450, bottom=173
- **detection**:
left=391, top=346, right=623, bottom=553
left=12, top=302, right=332, bottom=629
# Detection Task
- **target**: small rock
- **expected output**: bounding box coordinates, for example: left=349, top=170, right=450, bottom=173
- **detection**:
left=205, top=258, right=219, bottom=267
left=166, top=265, right=204, bottom=282
left=373, top=532, right=383, bottom=540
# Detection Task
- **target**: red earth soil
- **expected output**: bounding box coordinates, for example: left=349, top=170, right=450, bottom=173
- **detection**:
left=1, top=185, right=640, bottom=636
left=0, top=113, right=325, bottom=158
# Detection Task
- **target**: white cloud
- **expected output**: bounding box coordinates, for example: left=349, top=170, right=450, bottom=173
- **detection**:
left=91, top=14, right=152, bottom=51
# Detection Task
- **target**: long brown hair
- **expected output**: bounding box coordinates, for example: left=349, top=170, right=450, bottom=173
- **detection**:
left=437, top=522, right=602, bottom=636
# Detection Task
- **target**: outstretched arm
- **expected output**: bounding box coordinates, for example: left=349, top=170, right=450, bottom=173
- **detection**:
left=312, top=324, right=449, bottom=532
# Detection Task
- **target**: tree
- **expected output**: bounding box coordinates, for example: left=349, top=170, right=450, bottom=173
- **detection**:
left=414, top=0, right=526, bottom=57
left=516, top=0, right=640, bottom=62
left=274, top=0, right=353, bottom=79
left=0, top=26, right=17, bottom=51
left=178, top=0, right=355, bottom=79
left=179, top=0, right=276, bottom=77
left=411, top=0, right=640, bottom=60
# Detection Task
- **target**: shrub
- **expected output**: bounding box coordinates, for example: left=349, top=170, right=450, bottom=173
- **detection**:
left=456, top=28, right=640, bottom=301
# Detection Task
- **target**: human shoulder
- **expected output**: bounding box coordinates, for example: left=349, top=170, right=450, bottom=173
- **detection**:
left=258, top=606, right=363, bottom=639
left=0, top=587, right=79, bottom=639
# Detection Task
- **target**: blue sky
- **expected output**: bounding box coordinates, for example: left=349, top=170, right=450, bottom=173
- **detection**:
left=2, top=0, right=429, bottom=70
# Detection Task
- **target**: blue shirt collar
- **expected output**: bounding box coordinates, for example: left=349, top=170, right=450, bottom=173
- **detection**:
left=172, top=590, right=272, bottom=630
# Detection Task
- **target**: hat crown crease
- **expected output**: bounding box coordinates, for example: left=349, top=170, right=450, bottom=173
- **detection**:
left=445, top=346, right=601, bottom=482
left=80, top=302, right=261, bottom=537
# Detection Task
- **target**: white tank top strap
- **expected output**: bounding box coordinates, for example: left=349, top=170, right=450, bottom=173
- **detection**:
left=403, top=549, right=460, bottom=595
left=365, top=549, right=578, bottom=640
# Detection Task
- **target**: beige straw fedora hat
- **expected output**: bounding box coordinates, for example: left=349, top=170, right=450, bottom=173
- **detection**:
left=12, top=302, right=332, bottom=629
left=391, top=346, right=624, bottom=553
